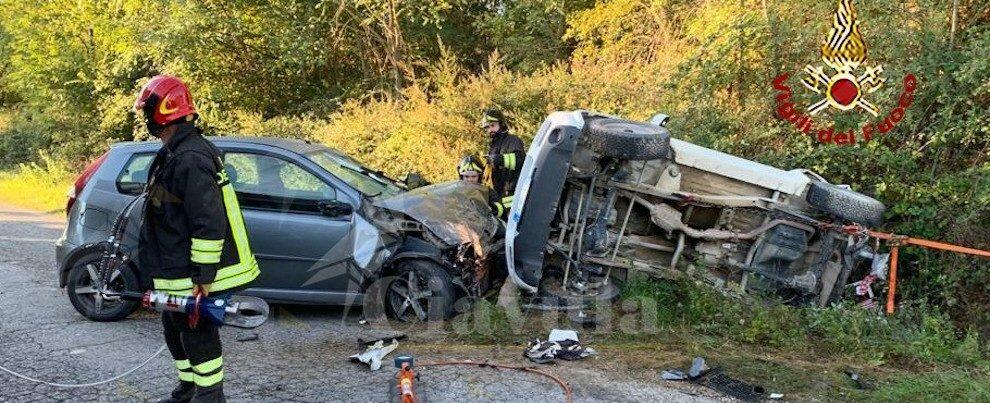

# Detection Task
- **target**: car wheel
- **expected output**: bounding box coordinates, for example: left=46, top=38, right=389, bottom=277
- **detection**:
left=67, top=256, right=140, bottom=322
left=384, top=260, right=455, bottom=322
left=583, top=117, right=672, bottom=160
left=806, top=182, right=885, bottom=227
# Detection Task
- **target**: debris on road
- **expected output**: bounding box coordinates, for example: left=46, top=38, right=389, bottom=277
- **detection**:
left=662, top=357, right=780, bottom=402
left=236, top=333, right=259, bottom=342
left=844, top=369, right=873, bottom=390
left=660, top=370, right=688, bottom=381
left=524, top=329, right=595, bottom=364
left=350, top=338, right=401, bottom=371
left=359, top=334, right=408, bottom=346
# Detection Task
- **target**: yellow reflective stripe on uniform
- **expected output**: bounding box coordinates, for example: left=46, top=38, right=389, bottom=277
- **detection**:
left=194, top=370, right=223, bottom=387
left=193, top=357, right=223, bottom=374
left=178, top=371, right=194, bottom=382
left=215, top=182, right=258, bottom=292
left=175, top=359, right=194, bottom=382
left=191, top=238, right=223, bottom=252
left=502, top=153, right=516, bottom=170
left=211, top=260, right=260, bottom=292
left=154, top=277, right=194, bottom=293
left=191, top=249, right=221, bottom=264
left=191, top=238, right=223, bottom=264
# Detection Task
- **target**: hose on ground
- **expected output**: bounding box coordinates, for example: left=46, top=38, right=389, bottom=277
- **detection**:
left=418, top=359, right=573, bottom=403
left=0, top=343, right=167, bottom=388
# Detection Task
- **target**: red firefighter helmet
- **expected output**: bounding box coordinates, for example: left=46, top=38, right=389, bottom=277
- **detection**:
left=134, top=75, right=197, bottom=127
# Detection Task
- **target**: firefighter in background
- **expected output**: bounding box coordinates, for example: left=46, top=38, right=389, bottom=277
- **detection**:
left=479, top=109, right=524, bottom=219
left=458, top=154, right=512, bottom=218
left=135, top=75, right=259, bottom=403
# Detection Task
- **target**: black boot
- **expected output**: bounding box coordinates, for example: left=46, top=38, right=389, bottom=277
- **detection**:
left=157, top=381, right=196, bottom=403
left=190, top=382, right=225, bottom=403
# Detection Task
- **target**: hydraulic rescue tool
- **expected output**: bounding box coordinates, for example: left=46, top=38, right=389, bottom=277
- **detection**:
left=102, top=290, right=269, bottom=329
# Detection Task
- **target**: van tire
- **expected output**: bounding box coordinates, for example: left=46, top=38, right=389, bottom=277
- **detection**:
left=583, top=118, right=672, bottom=161
left=806, top=182, right=885, bottom=227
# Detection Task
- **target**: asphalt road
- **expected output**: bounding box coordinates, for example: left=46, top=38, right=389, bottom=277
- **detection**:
left=0, top=205, right=716, bottom=402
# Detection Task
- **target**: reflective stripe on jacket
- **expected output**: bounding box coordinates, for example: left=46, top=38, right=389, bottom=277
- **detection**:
left=139, top=123, right=259, bottom=296
left=488, top=129, right=525, bottom=200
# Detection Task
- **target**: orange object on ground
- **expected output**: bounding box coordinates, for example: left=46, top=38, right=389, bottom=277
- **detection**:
left=395, top=361, right=418, bottom=403
left=886, top=246, right=899, bottom=315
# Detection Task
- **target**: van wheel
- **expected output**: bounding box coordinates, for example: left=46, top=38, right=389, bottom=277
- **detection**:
left=806, top=182, right=885, bottom=227
left=384, top=260, right=455, bottom=322
left=583, top=118, right=672, bottom=161
left=67, top=256, right=140, bottom=322
left=538, top=272, right=621, bottom=307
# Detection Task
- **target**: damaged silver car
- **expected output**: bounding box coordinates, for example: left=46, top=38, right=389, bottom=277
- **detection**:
left=58, top=137, right=503, bottom=323
left=506, top=111, right=889, bottom=307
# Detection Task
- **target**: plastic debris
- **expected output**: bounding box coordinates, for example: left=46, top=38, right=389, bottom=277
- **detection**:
left=661, top=370, right=688, bottom=381
left=524, top=330, right=595, bottom=364
left=661, top=357, right=779, bottom=402
left=350, top=339, right=400, bottom=371
left=689, top=357, right=706, bottom=378
left=548, top=329, right=579, bottom=343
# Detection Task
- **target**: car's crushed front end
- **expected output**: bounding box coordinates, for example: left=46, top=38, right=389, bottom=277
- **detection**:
left=370, top=181, right=504, bottom=297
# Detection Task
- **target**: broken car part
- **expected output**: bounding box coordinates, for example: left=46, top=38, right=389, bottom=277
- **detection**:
left=662, top=357, right=778, bottom=402
left=350, top=338, right=401, bottom=371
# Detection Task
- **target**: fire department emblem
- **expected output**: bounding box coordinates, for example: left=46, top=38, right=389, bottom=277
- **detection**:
left=801, top=0, right=885, bottom=117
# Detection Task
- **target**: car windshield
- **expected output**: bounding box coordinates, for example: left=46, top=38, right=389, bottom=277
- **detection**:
left=306, top=150, right=402, bottom=197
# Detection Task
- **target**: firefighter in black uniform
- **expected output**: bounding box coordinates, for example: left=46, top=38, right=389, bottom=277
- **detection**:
left=480, top=109, right=525, bottom=219
left=135, top=75, right=259, bottom=403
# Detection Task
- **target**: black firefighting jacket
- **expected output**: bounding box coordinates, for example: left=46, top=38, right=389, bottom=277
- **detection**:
left=138, top=123, right=258, bottom=295
left=488, top=129, right=525, bottom=201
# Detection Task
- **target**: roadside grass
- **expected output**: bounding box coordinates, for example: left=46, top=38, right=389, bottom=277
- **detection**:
left=441, top=278, right=989, bottom=401
left=0, top=155, right=73, bottom=213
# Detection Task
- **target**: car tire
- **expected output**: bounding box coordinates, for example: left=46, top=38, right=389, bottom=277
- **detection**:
left=806, top=182, right=885, bottom=227
left=583, top=118, right=672, bottom=161
left=66, top=253, right=140, bottom=322
left=383, top=260, right=455, bottom=322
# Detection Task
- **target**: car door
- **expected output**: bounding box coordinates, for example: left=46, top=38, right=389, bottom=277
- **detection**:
left=221, top=150, right=356, bottom=295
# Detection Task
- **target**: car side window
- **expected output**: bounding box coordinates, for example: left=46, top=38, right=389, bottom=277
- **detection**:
left=116, top=153, right=155, bottom=195
left=223, top=152, right=337, bottom=213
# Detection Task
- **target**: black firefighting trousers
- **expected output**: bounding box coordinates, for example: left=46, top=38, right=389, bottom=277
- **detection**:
left=162, top=310, right=224, bottom=397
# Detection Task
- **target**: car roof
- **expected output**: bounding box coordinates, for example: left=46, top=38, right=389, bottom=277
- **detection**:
left=111, top=135, right=327, bottom=155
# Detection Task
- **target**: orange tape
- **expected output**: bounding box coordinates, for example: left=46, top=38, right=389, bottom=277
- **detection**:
left=857, top=229, right=990, bottom=314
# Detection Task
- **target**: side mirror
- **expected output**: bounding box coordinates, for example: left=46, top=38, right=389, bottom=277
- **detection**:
left=317, top=200, right=353, bottom=217
left=403, top=172, right=429, bottom=190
